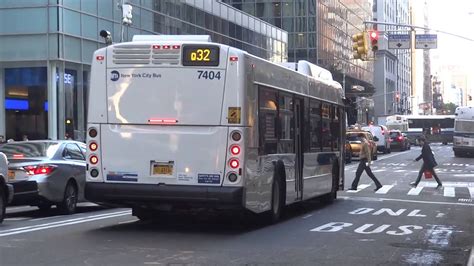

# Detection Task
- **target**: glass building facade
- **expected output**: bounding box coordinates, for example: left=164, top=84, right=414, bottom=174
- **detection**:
left=222, top=0, right=375, bottom=124
left=0, top=0, right=287, bottom=141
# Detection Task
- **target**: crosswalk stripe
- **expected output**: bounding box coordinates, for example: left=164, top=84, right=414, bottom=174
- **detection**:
left=408, top=186, right=424, bottom=196
left=347, top=184, right=371, bottom=193
left=375, top=185, right=394, bottom=194
left=443, top=187, right=455, bottom=197
left=468, top=187, right=474, bottom=199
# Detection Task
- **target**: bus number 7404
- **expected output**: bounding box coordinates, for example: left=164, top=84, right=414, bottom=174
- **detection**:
left=197, top=70, right=221, bottom=80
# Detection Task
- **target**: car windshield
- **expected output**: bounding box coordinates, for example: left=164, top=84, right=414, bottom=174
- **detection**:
left=389, top=132, right=400, bottom=138
left=347, top=134, right=362, bottom=141
left=0, top=142, right=60, bottom=159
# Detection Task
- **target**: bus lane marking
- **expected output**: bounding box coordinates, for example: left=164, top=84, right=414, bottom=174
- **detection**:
left=469, top=187, right=474, bottom=199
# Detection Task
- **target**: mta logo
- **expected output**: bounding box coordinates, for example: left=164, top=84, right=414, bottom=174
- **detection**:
left=110, top=70, right=120, bottom=81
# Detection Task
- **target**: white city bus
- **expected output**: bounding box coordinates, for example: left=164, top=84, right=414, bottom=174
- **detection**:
left=85, top=35, right=346, bottom=222
left=453, top=106, right=474, bottom=157
left=385, top=114, right=454, bottom=145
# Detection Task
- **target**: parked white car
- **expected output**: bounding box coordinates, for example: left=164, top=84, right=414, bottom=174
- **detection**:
left=0, top=151, right=13, bottom=223
left=362, top=125, right=391, bottom=154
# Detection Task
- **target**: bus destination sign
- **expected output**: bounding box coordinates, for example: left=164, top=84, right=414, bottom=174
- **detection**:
left=182, top=45, right=220, bottom=66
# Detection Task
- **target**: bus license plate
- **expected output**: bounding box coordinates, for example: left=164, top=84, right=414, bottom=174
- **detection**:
left=8, top=170, right=15, bottom=180
left=151, top=162, right=174, bottom=176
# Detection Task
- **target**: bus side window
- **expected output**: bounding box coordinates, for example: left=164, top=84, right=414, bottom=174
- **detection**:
left=278, top=94, right=294, bottom=154
left=309, top=99, right=321, bottom=152
left=258, top=87, right=278, bottom=155
left=322, top=103, right=332, bottom=152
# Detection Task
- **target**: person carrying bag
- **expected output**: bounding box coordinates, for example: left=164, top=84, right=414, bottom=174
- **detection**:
left=411, top=136, right=442, bottom=188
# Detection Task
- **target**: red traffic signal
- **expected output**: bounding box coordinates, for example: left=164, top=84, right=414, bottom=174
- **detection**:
left=368, top=30, right=379, bottom=52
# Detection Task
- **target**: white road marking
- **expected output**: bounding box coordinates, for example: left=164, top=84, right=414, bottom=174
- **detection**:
left=394, top=170, right=405, bottom=173
left=347, top=184, right=371, bottom=193
left=443, top=187, right=455, bottom=197
left=0, top=211, right=131, bottom=237
left=302, top=214, right=313, bottom=219
left=453, top=174, right=474, bottom=177
left=339, top=196, right=474, bottom=207
left=118, top=219, right=138, bottom=225
left=375, top=185, right=394, bottom=194
left=408, top=186, right=424, bottom=196
left=372, top=169, right=385, bottom=173
left=418, top=182, right=438, bottom=188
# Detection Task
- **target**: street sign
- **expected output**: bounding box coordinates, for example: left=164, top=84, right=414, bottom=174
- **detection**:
left=415, top=34, right=437, bottom=49
left=388, top=34, right=410, bottom=49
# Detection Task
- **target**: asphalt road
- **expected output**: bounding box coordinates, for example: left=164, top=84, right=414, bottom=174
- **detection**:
left=0, top=144, right=473, bottom=266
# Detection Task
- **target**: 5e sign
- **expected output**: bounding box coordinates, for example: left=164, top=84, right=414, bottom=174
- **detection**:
left=311, top=207, right=429, bottom=236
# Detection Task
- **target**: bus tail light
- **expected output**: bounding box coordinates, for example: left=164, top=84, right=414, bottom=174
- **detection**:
left=227, top=172, right=238, bottom=183
left=230, top=145, right=240, bottom=156
left=231, top=131, right=241, bottom=142
left=230, top=56, right=239, bottom=62
left=89, top=128, right=98, bottom=138
left=90, top=155, right=99, bottom=165
left=229, top=158, right=239, bottom=169
left=89, top=142, right=98, bottom=152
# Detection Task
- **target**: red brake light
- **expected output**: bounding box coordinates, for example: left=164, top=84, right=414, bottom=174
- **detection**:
left=172, top=45, right=180, bottom=49
left=89, top=142, right=98, bottom=152
left=230, top=56, right=239, bottom=62
left=163, top=45, right=170, bottom=49
left=24, top=165, right=56, bottom=175
left=397, top=136, right=403, bottom=141
left=229, top=158, right=240, bottom=169
left=90, top=155, right=99, bottom=165
left=148, top=118, right=177, bottom=124
left=152, top=45, right=161, bottom=49
left=230, top=145, right=241, bottom=156
left=13, top=154, right=24, bottom=158
left=96, top=55, right=105, bottom=61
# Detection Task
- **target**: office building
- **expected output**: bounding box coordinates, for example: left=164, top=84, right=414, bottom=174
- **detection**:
left=0, top=0, right=287, bottom=140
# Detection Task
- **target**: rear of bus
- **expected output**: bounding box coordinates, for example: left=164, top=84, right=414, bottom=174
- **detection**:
left=453, top=107, right=474, bottom=157
left=85, top=36, right=247, bottom=212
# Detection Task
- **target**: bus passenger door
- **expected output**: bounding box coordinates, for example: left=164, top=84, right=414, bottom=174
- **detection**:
left=294, top=98, right=304, bottom=200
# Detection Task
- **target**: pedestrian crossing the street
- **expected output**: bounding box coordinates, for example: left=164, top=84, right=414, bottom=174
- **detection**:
left=346, top=182, right=474, bottom=202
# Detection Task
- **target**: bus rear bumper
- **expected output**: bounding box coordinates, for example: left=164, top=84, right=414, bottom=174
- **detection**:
left=85, top=182, right=244, bottom=209
left=453, top=146, right=474, bottom=153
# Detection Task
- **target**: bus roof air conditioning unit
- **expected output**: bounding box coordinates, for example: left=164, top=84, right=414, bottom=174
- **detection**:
left=132, top=35, right=212, bottom=42
left=297, top=60, right=333, bottom=81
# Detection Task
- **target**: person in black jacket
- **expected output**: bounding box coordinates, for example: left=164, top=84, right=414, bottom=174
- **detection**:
left=411, top=136, right=442, bottom=188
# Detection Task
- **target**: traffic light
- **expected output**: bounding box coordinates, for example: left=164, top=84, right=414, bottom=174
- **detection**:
left=65, top=118, right=74, bottom=139
left=368, top=30, right=379, bottom=52
left=351, top=32, right=368, bottom=60
left=395, top=92, right=400, bottom=102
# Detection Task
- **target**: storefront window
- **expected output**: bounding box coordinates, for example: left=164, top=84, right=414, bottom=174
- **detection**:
left=4, top=67, right=48, bottom=140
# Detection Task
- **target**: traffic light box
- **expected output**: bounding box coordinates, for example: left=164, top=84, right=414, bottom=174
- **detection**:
left=368, top=30, right=379, bottom=52
left=65, top=118, right=74, bottom=139
left=352, top=32, right=368, bottom=60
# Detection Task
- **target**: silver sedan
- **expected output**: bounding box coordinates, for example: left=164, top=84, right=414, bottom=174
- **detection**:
left=0, top=140, right=86, bottom=214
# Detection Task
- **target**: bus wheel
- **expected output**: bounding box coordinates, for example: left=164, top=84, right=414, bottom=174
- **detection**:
left=267, top=175, right=285, bottom=224
left=322, top=161, right=339, bottom=204
left=132, top=207, right=155, bottom=221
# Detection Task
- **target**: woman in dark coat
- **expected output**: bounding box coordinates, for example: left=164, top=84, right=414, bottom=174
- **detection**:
left=411, top=136, right=442, bottom=188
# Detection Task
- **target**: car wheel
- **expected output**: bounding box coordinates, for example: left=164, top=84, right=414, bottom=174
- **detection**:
left=58, top=181, right=78, bottom=215
left=0, top=186, right=5, bottom=224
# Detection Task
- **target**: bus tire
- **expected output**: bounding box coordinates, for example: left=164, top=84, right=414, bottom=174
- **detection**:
left=132, top=207, right=155, bottom=221
left=322, top=160, right=339, bottom=204
left=267, top=169, right=285, bottom=224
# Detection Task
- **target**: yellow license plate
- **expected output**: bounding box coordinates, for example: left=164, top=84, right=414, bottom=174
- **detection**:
left=8, top=170, right=15, bottom=180
left=152, top=164, right=173, bottom=175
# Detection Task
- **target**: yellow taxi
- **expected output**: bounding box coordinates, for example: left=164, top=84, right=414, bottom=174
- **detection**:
left=346, top=130, right=378, bottom=160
